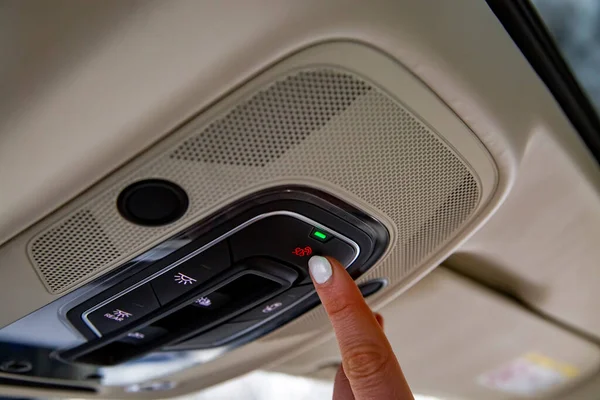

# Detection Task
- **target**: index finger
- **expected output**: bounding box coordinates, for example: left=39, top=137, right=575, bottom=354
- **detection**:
left=308, top=256, right=414, bottom=400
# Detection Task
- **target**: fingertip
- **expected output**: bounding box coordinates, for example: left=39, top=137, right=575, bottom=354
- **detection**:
left=308, top=255, right=333, bottom=284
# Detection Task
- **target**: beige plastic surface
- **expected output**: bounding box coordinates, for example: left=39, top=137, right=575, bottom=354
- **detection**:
left=554, top=373, right=600, bottom=400
left=449, top=130, right=600, bottom=340
left=273, top=268, right=600, bottom=400
left=1, top=0, right=600, bottom=399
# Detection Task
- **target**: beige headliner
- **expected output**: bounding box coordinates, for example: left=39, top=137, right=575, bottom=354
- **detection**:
left=273, top=267, right=600, bottom=400
left=1, top=0, right=600, bottom=399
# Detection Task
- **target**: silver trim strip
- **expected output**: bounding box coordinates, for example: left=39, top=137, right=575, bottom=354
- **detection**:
left=81, top=211, right=360, bottom=337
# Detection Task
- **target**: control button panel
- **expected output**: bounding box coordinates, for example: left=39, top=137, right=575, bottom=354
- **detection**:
left=230, top=215, right=356, bottom=276
left=62, top=188, right=386, bottom=367
left=150, top=240, right=231, bottom=305
left=66, top=267, right=295, bottom=366
left=85, top=284, right=160, bottom=335
left=78, top=213, right=359, bottom=339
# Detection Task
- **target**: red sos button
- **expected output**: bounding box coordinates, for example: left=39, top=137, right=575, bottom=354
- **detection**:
left=291, top=246, right=313, bottom=257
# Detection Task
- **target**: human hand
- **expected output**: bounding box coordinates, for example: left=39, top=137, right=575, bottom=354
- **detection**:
left=308, top=256, right=414, bottom=400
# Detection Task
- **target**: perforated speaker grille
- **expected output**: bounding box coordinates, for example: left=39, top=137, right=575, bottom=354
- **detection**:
left=29, top=68, right=481, bottom=294
left=30, top=211, right=120, bottom=291
left=171, top=71, right=371, bottom=167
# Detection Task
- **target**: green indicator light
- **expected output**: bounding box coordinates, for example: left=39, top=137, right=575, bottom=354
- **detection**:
left=313, top=231, right=328, bottom=240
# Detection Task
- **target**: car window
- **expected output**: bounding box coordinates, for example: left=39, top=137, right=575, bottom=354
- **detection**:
left=531, top=0, right=600, bottom=112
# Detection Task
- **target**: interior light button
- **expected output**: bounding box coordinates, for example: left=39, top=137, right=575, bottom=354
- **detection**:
left=86, top=284, right=160, bottom=335
left=232, top=284, right=315, bottom=322
left=150, top=240, right=231, bottom=305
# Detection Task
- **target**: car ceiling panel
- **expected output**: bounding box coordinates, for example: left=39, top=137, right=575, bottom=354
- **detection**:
left=1, top=0, right=600, bottom=398
left=450, top=129, right=600, bottom=338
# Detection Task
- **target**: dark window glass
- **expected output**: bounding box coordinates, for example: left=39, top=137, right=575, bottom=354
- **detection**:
left=532, top=0, right=600, bottom=112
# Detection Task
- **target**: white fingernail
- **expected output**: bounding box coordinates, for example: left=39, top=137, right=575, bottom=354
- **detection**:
left=308, top=256, right=332, bottom=284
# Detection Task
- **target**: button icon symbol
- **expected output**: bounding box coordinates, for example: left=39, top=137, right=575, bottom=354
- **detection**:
left=174, top=272, right=197, bottom=285
left=262, top=302, right=283, bottom=314
left=127, top=332, right=145, bottom=339
left=292, top=246, right=313, bottom=257
left=103, top=309, right=133, bottom=322
left=114, top=309, right=132, bottom=319
left=194, top=297, right=212, bottom=307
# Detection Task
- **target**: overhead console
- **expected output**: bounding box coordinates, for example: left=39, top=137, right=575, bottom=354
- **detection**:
left=0, top=39, right=500, bottom=396
left=58, top=187, right=388, bottom=365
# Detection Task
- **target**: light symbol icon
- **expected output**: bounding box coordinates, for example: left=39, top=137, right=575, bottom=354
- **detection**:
left=104, top=309, right=133, bottom=322
left=262, top=302, right=283, bottom=314
left=174, top=272, right=197, bottom=285
left=113, top=309, right=132, bottom=319
left=194, top=297, right=212, bottom=307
